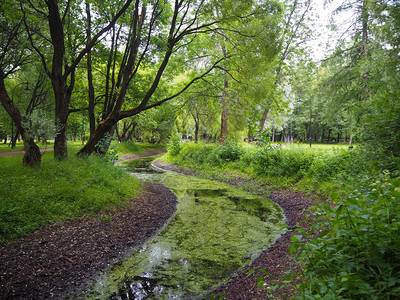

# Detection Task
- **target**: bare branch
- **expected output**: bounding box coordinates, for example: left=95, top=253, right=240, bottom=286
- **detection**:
left=20, top=0, right=51, bottom=77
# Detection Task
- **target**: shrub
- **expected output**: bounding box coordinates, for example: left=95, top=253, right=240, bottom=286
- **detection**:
left=254, top=147, right=314, bottom=180
left=218, top=139, right=244, bottom=162
left=291, top=171, right=400, bottom=299
left=167, top=132, right=182, bottom=156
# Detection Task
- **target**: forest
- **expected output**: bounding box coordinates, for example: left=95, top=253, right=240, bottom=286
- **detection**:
left=1, top=0, right=399, bottom=299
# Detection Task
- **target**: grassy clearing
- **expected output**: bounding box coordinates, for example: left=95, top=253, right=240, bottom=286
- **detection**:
left=0, top=142, right=145, bottom=243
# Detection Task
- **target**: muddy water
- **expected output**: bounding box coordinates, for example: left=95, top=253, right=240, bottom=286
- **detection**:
left=74, top=156, right=285, bottom=299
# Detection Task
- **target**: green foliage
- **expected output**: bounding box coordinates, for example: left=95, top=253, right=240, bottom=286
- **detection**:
left=254, top=146, right=314, bottom=180
left=0, top=154, right=139, bottom=243
left=167, top=132, right=182, bottom=156
left=169, top=142, right=400, bottom=298
left=291, top=171, right=400, bottom=299
left=219, top=139, right=244, bottom=162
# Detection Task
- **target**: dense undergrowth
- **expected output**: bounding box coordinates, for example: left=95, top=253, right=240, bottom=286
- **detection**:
left=166, top=139, right=400, bottom=299
left=0, top=147, right=140, bottom=243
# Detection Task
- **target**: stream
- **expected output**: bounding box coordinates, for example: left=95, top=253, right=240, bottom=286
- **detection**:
left=71, top=156, right=285, bottom=299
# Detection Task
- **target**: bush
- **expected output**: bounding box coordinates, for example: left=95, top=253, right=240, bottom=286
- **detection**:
left=292, top=171, right=400, bottom=299
left=167, top=132, right=182, bottom=156
left=218, top=139, right=244, bottom=162
left=254, top=147, right=314, bottom=180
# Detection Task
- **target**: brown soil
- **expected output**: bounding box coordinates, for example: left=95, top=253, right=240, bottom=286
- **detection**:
left=0, top=182, right=177, bottom=299
left=153, top=160, right=320, bottom=299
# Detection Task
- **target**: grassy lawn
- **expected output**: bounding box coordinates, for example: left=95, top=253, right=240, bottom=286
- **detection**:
left=0, top=141, right=158, bottom=243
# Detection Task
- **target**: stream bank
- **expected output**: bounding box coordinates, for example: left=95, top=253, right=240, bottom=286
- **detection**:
left=153, top=159, right=319, bottom=299
left=0, top=182, right=177, bottom=299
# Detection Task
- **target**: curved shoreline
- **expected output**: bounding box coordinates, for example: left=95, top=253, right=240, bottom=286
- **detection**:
left=153, top=159, right=318, bottom=299
left=0, top=182, right=177, bottom=299
left=1, top=153, right=318, bottom=299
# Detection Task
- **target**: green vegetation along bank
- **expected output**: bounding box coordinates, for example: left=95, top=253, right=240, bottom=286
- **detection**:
left=166, top=140, right=400, bottom=299
left=0, top=143, right=146, bottom=243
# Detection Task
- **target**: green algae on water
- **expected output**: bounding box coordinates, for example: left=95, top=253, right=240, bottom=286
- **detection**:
left=73, top=157, right=285, bottom=299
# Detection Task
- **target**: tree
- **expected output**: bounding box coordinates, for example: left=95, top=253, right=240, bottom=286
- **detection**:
left=77, top=0, right=231, bottom=156
left=20, top=0, right=135, bottom=159
left=0, top=1, right=42, bottom=165
left=259, top=0, right=313, bottom=132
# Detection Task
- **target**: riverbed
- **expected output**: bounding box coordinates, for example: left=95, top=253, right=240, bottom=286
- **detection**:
left=71, top=156, right=285, bottom=299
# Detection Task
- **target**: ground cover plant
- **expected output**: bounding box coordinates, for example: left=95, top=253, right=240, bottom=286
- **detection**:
left=165, top=139, right=400, bottom=299
left=0, top=146, right=140, bottom=243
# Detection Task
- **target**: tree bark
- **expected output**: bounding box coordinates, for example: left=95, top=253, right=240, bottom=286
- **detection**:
left=272, top=127, right=275, bottom=143
left=259, top=108, right=269, bottom=132
left=47, top=0, right=70, bottom=159
left=220, top=84, right=229, bottom=143
left=361, top=0, right=369, bottom=102
left=86, top=1, right=96, bottom=136
left=0, top=72, right=41, bottom=166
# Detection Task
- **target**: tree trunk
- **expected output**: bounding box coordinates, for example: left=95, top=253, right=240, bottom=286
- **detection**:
left=194, top=115, right=199, bottom=144
left=23, top=138, right=42, bottom=166
left=78, top=113, right=119, bottom=156
left=86, top=1, right=96, bottom=136
left=320, top=126, right=324, bottom=143
left=0, top=72, right=41, bottom=166
left=259, top=108, right=269, bottom=132
left=361, top=0, right=369, bottom=102
left=272, top=127, right=275, bottom=143
left=220, top=77, right=229, bottom=143
left=327, top=129, right=331, bottom=144
left=47, top=0, right=70, bottom=159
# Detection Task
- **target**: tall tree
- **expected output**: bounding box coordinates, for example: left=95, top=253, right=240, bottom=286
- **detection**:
left=77, top=0, right=231, bottom=155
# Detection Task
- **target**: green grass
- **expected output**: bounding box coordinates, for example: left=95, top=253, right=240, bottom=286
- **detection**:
left=0, top=142, right=144, bottom=243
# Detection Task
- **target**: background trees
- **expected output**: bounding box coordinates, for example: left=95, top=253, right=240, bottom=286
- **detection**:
left=1, top=0, right=399, bottom=163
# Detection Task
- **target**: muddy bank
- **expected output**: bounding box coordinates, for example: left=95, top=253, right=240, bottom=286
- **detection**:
left=153, top=159, right=319, bottom=299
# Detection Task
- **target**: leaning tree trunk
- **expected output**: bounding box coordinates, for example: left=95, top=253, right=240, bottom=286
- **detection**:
left=77, top=113, right=119, bottom=156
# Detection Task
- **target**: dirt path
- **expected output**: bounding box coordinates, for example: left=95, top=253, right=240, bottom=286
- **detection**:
left=0, top=148, right=50, bottom=157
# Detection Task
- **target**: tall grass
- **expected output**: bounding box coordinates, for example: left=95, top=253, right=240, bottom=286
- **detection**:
left=0, top=153, right=139, bottom=243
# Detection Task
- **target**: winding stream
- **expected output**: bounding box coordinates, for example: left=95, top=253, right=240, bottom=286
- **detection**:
left=72, top=156, right=285, bottom=299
